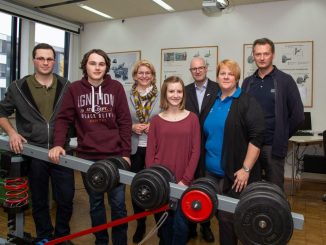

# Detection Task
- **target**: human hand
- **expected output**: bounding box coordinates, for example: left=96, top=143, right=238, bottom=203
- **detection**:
left=8, top=132, right=27, bottom=154
left=178, top=180, right=187, bottom=187
left=122, top=156, right=131, bottom=166
left=232, top=168, right=249, bottom=192
left=132, top=123, right=147, bottom=135
left=48, top=146, right=66, bottom=164
left=143, top=123, right=150, bottom=134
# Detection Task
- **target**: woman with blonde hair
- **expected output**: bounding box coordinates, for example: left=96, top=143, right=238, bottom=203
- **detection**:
left=201, top=59, right=265, bottom=245
left=127, top=59, right=160, bottom=243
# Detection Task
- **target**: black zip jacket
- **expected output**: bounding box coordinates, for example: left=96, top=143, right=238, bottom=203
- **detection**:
left=0, top=74, right=69, bottom=149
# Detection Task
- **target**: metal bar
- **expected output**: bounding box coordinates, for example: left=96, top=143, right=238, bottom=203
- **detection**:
left=14, top=213, right=24, bottom=238
left=0, top=135, right=304, bottom=230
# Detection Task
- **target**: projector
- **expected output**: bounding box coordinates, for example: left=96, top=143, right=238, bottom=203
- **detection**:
left=202, top=0, right=229, bottom=13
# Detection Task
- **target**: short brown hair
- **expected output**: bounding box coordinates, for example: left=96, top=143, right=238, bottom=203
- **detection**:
left=252, top=38, right=275, bottom=54
left=33, top=43, right=56, bottom=59
left=80, top=49, right=111, bottom=77
left=132, top=59, right=156, bottom=85
left=160, top=76, right=186, bottom=110
left=217, top=59, right=241, bottom=82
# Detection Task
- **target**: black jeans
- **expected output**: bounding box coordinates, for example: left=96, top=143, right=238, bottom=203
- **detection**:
left=27, top=158, right=75, bottom=240
left=258, top=145, right=285, bottom=190
left=130, top=147, right=147, bottom=226
left=206, top=172, right=238, bottom=245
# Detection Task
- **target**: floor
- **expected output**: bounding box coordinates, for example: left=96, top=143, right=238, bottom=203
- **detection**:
left=1, top=172, right=326, bottom=245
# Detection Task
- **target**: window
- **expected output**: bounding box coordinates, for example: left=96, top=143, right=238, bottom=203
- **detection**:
left=0, top=12, right=71, bottom=101
left=0, top=12, right=19, bottom=100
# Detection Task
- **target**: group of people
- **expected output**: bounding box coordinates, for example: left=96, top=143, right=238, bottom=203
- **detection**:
left=0, top=37, right=304, bottom=245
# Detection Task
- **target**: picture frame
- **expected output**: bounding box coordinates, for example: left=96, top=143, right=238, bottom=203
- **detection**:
left=107, top=50, right=141, bottom=91
left=243, top=41, right=313, bottom=107
left=161, top=46, right=218, bottom=86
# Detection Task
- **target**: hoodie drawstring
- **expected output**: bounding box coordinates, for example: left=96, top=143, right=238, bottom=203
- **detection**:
left=91, top=85, right=103, bottom=113
left=91, top=86, right=95, bottom=113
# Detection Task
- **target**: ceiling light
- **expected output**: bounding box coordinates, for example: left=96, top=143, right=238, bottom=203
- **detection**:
left=78, top=4, right=113, bottom=19
left=152, top=0, right=175, bottom=12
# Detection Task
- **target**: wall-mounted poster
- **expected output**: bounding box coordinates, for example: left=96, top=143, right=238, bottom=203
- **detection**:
left=107, top=51, right=141, bottom=91
left=161, top=46, right=218, bottom=85
left=243, top=41, right=313, bottom=107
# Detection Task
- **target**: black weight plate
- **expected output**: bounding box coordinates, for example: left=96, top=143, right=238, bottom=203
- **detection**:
left=107, top=157, right=130, bottom=171
left=151, top=164, right=176, bottom=183
left=130, top=171, right=164, bottom=209
left=240, top=181, right=286, bottom=200
left=85, top=161, right=112, bottom=193
left=240, top=181, right=291, bottom=211
left=234, top=190, right=293, bottom=245
left=148, top=167, right=171, bottom=206
left=103, top=159, right=120, bottom=191
left=192, top=176, right=219, bottom=194
left=146, top=167, right=171, bottom=205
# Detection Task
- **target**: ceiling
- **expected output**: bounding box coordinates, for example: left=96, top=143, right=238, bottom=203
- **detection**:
left=9, top=0, right=285, bottom=25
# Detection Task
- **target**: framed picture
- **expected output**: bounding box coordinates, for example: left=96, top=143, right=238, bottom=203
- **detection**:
left=161, top=46, right=218, bottom=85
left=243, top=41, right=313, bottom=107
left=107, top=50, right=141, bottom=90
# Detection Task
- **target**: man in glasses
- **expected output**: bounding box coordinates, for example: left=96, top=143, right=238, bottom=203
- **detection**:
left=185, top=56, right=218, bottom=243
left=0, top=43, right=74, bottom=244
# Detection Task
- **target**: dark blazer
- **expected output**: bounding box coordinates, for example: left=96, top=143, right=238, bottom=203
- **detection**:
left=185, top=79, right=219, bottom=177
left=185, top=79, right=219, bottom=127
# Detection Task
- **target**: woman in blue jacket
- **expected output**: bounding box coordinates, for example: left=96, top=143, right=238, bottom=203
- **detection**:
left=201, top=59, right=265, bottom=245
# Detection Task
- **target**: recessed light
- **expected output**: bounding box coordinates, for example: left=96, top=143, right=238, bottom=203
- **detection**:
left=152, top=0, right=175, bottom=12
left=78, top=4, right=113, bottom=19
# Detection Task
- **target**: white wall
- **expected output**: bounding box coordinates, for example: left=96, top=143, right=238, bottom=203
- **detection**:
left=79, top=0, right=326, bottom=131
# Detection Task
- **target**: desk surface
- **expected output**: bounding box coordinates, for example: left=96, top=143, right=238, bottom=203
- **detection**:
left=289, top=135, right=323, bottom=143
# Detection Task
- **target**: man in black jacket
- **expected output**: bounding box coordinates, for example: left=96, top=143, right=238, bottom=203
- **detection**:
left=242, top=38, right=304, bottom=190
left=0, top=43, right=74, bottom=245
left=185, top=56, right=218, bottom=243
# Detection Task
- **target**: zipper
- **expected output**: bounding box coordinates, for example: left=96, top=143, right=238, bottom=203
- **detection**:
left=47, top=123, right=50, bottom=149
left=15, top=78, right=69, bottom=148
left=48, top=80, right=70, bottom=148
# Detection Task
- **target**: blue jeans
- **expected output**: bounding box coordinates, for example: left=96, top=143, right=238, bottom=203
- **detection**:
left=27, top=158, right=74, bottom=240
left=155, top=203, right=189, bottom=245
left=81, top=173, right=128, bottom=245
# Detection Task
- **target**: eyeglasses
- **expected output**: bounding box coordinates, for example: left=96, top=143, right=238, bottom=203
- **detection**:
left=189, top=66, right=206, bottom=72
left=34, top=57, right=55, bottom=63
left=137, top=71, right=152, bottom=76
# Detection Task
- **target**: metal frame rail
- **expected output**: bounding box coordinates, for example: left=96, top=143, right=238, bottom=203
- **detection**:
left=0, top=135, right=304, bottom=230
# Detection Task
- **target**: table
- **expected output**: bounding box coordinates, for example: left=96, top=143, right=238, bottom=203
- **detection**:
left=289, top=135, right=323, bottom=195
